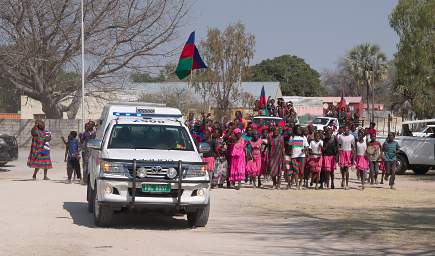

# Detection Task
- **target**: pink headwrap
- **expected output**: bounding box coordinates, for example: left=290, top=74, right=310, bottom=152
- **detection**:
left=233, top=128, right=242, bottom=135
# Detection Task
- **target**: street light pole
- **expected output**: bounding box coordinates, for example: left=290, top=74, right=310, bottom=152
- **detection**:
left=80, top=0, right=85, bottom=131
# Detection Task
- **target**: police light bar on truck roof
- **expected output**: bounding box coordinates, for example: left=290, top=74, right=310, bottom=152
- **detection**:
left=113, top=112, right=183, bottom=119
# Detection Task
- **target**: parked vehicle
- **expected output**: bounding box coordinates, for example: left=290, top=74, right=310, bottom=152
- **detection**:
left=411, top=125, right=435, bottom=138
left=378, top=135, right=435, bottom=175
left=87, top=103, right=210, bottom=227
left=0, top=134, right=18, bottom=166
left=311, top=117, right=339, bottom=131
left=252, top=116, right=286, bottom=127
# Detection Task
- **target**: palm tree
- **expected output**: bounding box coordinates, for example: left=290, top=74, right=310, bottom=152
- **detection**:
left=345, top=43, right=387, bottom=121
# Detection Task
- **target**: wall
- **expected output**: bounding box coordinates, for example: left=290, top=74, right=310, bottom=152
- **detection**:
left=0, top=119, right=82, bottom=148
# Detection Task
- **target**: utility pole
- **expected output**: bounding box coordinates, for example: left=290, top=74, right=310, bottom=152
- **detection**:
left=80, top=0, right=86, bottom=132
left=365, top=70, right=370, bottom=124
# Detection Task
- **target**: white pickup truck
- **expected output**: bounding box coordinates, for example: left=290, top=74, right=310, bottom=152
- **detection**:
left=379, top=136, right=435, bottom=175
left=86, top=103, right=211, bottom=227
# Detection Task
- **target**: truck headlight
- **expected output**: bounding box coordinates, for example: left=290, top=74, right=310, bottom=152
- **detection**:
left=184, top=165, right=207, bottom=178
left=100, top=161, right=128, bottom=175
left=167, top=168, right=177, bottom=179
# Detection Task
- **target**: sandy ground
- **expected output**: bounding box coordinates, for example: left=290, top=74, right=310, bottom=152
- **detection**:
left=0, top=149, right=434, bottom=256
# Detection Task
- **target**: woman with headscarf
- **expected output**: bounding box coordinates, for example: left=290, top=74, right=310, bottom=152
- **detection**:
left=229, top=128, right=246, bottom=190
left=268, top=127, right=285, bottom=189
left=27, top=120, right=53, bottom=180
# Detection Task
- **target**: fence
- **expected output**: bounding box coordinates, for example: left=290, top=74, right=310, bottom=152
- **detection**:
left=0, top=119, right=82, bottom=147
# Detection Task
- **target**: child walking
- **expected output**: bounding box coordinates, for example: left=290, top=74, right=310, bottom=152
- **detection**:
left=308, top=132, right=323, bottom=189
left=66, top=131, right=81, bottom=183
left=338, top=126, right=355, bottom=190
left=367, top=133, right=382, bottom=185
left=383, top=132, right=400, bottom=189
left=355, top=134, right=369, bottom=189
left=289, top=126, right=309, bottom=190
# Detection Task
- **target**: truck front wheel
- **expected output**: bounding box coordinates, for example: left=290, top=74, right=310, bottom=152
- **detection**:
left=93, top=186, right=113, bottom=227
left=187, top=201, right=210, bottom=228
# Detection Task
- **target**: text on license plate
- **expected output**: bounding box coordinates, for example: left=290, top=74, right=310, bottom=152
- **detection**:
left=141, top=184, right=171, bottom=193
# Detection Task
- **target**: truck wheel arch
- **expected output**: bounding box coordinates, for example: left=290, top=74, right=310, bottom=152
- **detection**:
left=396, top=153, right=408, bottom=175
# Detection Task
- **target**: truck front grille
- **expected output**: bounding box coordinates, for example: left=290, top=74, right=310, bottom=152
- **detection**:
left=128, top=188, right=183, bottom=198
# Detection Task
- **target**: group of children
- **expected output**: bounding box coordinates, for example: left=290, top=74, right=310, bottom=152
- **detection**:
left=198, top=117, right=401, bottom=191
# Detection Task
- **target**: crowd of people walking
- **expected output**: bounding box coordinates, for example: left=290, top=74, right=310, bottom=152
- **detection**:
left=188, top=99, right=400, bottom=190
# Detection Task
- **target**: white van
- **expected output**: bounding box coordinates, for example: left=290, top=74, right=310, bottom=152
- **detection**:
left=86, top=103, right=211, bottom=227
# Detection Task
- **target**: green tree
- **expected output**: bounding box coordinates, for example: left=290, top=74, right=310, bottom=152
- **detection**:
left=194, top=22, right=255, bottom=119
left=247, top=55, right=324, bottom=96
left=0, top=0, right=187, bottom=118
left=345, top=43, right=388, bottom=120
left=390, top=0, right=435, bottom=118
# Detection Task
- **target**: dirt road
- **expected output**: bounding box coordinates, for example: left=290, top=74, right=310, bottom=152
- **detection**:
left=1, top=149, right=434, bottom=256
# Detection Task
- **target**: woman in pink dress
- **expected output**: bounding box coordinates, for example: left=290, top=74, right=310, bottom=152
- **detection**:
left=229, top=128, right=246, bottom=190
left=246, top=130, right=262, bottom=188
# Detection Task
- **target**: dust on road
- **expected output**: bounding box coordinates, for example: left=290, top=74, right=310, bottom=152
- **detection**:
left=0, top=149, right=434, bottom=256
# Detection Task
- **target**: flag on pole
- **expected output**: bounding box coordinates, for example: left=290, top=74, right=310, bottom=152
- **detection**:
left=175, top=32, right=207, bottom=80
left=259, top=86, right=267, bottom=108
left=338, top=91, right=346, bottom=111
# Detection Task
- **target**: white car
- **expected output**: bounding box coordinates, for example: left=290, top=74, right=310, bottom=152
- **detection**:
left=311, top=117, right=339, bottom=131
left=87, top=103, right=210, bottom=227
left=412, top=125, right=435, bottom=137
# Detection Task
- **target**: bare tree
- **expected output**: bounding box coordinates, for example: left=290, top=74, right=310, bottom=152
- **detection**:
left=0, top=0, right=187, bottom=118
left=193, top=22, right=255, bottom=119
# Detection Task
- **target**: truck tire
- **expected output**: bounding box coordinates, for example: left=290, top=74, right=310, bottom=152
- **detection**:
left=93, top=186, right=113, bottom=227
left=413, top=166, right=430, bottom=175
left=187, top=201, right=210, bottom=228
left=87, top=179, right=94, bottom=213
left=396, top=154, right=408, bottom=175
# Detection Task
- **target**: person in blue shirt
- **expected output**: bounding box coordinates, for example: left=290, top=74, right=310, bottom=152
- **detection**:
left=66, top=131, right=81, bottom=184
left=382, top=132, right=400, bottom=189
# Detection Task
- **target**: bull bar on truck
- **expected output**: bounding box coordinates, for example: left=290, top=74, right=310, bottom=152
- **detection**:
left=98, top=158, right=209, bottom=209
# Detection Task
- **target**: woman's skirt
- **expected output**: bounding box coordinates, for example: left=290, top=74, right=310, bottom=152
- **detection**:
left=322, top=155, right=336, bottom=172
left=27, top=149, right=53, bottom=169
left=212, top=157, right=227, bottom=185
left=308, top=156, right=322, bottom=174
left=338, top=150, right=353, bottom=168
left=246, top=156, right=262, bottom=177
left=355, top=155, right=369, bottom=171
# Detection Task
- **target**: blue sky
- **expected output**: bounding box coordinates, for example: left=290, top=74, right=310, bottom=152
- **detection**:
left=183, top=0, right=399, bottom=72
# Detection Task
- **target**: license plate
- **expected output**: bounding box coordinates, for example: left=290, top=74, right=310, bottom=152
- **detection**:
left=141, top=184, right=171, bottom=193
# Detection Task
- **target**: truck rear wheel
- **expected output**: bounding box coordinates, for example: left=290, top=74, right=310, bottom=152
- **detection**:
left=93, top=186, right=113, bottom=227
left=413, top=166, right=430, bottom=175
left=87, top=179, right=94, bottom=213
left=187, top=201, right=210, bottom=228
left=396, top=154, right=408, bottom=175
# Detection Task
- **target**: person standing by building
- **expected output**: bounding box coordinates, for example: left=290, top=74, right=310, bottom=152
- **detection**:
left=383, top=132, right=400, bottom=189
left=28, top=120, right=52, bottom=180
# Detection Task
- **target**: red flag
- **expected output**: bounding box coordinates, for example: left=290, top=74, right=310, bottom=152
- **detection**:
left=259, top=86, right=266, bottom=108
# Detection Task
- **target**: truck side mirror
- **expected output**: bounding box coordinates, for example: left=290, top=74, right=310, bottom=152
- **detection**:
left=198, top=142, right=210, bottom=154
left=87, top=139, right=102, bottom=150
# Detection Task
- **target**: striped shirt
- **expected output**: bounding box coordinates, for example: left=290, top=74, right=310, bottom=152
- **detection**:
left=290, top=136, right=309, bottom=158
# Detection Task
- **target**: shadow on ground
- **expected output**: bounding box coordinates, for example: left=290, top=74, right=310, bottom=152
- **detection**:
left=207, top=206, right=435, bottom=255
left=63, top=202, right=191, bottom=230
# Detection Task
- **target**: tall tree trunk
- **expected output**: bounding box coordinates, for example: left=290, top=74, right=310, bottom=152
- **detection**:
left=67, top=90, right=82, bottom=119
left=40, top=98, right=64, bottom=119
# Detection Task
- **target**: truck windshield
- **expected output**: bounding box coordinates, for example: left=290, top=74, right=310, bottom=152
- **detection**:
left=108, top=124, right=194, bottom=151
left=313, top=118, right=329, bottom=125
